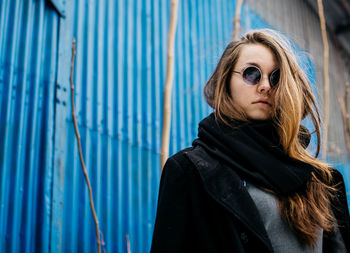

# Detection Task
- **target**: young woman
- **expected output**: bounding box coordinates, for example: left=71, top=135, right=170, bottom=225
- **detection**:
left=150, top=29, right=350, bottom=253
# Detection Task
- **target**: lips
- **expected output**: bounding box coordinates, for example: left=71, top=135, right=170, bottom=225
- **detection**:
left=253, top=100, right=271, bottom=106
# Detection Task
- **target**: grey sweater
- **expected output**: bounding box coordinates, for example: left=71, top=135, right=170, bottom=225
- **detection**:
left=246, top=181, right=323, bottom=253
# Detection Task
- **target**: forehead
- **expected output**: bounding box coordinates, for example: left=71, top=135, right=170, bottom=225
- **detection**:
left=236, top=43, right=278, bottom=69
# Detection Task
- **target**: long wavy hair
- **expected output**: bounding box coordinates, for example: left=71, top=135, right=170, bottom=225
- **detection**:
left=204, top=29, right=337, bottom=248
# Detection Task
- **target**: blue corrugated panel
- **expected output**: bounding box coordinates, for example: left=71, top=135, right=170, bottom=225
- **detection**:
left=50, top=0, right=238, bottom=252
left=51, top=0, right=349, bottom=250
left=0, top=0, right=58, bottom=252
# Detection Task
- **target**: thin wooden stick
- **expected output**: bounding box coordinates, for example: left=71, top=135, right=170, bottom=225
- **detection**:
left=160, top=0, right=179, bottom=170
left=233, top=0, right=243, bottom=41
left=317, top=0, right=330, bottom=160
left=70, top=38, right=102, bottom=253
left=126, top=234, right=131, bottom=253
left=345, top=83, right=349, bottom=120
left=337, top=83, right=350, bottom=157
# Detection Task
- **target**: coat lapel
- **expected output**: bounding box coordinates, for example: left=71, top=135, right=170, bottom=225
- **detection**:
left=185, top=146, right=273, bottom=251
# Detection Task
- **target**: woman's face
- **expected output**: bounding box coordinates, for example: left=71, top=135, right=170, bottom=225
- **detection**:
left=229, top=43, right=278, bottom=120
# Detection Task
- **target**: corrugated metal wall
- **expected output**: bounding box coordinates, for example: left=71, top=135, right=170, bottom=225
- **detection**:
left=0, top=0, right=58, bottom=252
left=51, top=1, right=235, bottom=252
left=0, top=0, right=349, bottom=252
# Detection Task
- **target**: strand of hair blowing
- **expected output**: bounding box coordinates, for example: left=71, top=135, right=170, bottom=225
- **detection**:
left=272, top=49, right=336, bottom=247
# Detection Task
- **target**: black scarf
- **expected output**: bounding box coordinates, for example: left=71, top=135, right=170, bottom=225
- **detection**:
left=192, top=113, right=315, bottom=196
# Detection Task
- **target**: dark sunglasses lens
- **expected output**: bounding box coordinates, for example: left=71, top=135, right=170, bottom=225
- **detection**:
left=270, top=69, right=280, bottom=87
left=243, top=67, right=261, bottom=85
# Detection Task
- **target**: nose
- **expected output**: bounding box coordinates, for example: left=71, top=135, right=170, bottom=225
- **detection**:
left=257, top=76, right=271, bottom=94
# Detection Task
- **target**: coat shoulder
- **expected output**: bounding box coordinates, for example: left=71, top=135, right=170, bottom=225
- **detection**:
left=164, top=146, right=217, bottom=177
left=160, top=147, right=198, bottom=185
left=167, top=147, right=194, bottom=168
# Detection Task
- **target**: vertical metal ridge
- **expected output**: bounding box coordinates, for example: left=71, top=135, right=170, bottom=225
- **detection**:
left=25, top=1, right=49, bottom=250
left=116, top=140, right=123, bottom=253
left=105, top=137, right=112, bottom=252
left=0, top=2, right=19, bottom=247
left=183, top=0, right=191, bottom=150
left=9, top=1, right=27, bottom=251
left=38, top=6, right=59, bottom=252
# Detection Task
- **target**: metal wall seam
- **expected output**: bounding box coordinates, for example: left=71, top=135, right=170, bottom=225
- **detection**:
left=49, top=0, right=66, bottom=17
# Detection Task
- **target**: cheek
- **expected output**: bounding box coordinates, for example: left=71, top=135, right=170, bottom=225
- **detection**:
left=229, top=77, right=255, bottom=108
left=229, top=79, right=243, bottom=100
left=231, top=86, right=252, bottom=105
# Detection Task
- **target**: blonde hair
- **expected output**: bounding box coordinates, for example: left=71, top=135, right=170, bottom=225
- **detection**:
left=204, top=29, right=337, bottom=247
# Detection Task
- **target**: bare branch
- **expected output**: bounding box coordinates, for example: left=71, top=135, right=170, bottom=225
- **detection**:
left=337, top=83, right=350, bottom=157
left=70, top=38, right=102, bottom=253
left=126, top=234, right=131, bottom=253
left=317, top=0, right=330, bottom=160
left=160, top=0, right=179, bottom=171
left=233, top=0, right=244, bottom=41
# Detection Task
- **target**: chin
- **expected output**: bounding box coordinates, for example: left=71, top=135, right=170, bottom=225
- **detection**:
left=247, top=113, right=272, bottom=121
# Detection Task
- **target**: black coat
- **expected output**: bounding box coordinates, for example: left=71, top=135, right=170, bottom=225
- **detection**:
left=150, top=146, right=350, bottom=253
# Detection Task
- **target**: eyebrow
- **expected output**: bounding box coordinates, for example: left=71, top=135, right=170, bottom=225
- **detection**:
left=244, top=62, right=261, bottom=68
left=242, top=62, right=279, bottom=72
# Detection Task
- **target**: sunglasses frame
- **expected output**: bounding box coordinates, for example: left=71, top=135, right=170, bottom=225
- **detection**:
left=232, top=65, right=280, bottom=87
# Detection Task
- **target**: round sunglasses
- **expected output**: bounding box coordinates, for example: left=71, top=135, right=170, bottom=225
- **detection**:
left=232, top=66, right=280, bottom=87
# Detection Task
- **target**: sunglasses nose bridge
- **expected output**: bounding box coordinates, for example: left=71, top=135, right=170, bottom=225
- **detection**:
left=257, top=75, right=272, bottom=92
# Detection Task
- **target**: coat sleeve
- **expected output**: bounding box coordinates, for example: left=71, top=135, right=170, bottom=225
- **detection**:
left=323, top=169, right=350, bottom=252
left=150, top=156, right=189, bottom=253
left=333, top=170, right=350, bottom=251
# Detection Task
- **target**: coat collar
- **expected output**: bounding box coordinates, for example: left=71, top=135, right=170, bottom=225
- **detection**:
left=185, top=146, right=274, bottom=251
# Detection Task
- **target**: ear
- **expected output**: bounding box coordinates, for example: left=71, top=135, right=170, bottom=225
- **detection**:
left=298, top=125, right=311, bottom=149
